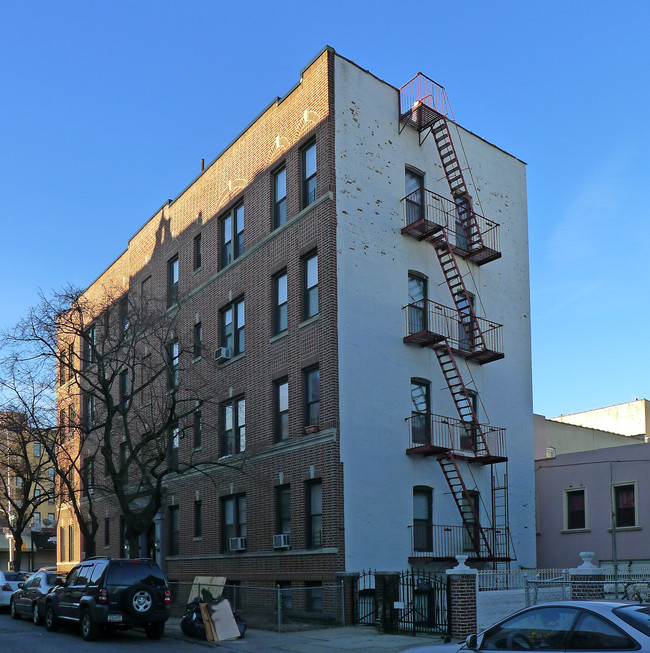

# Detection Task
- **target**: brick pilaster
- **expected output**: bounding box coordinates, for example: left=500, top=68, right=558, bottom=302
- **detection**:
left=446, top=555, right=477, bottom=639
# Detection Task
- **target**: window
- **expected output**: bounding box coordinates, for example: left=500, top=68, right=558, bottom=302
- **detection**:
left=273, top=271, right=288, bottom=334
left=140, top=276, right=150, bottom=310
left=59, top=351, right=66, bottom=385
left=568, top=609, right=638, bottom=650
left=304, top=366, right=320, bottom=428
left=167, top=338, right=179, bottom=390
left=221, top=203, right=244, bottom=268
left=457, top=292, right=475, bottom=351
left=119, top=369, right=130, bottom=409
left=222, top=494, right=246, bottom=551
left=67, top=343, right=74, bottom=381
left=167, top=255, right=179, bottom=307
left=221, top=298, right=245, bottom=356
left=302, top=141, right=317, bottom=207
left=15, top=476, right=22, bottom=488
left=48, top=467, right=55, bottom=481
left=193, top=322, right=202, bottom=359
left=275, top=378, right=289, bottom=441
left=408, top=273, right=427, bottom=334
left=613, top=483, right=636, bottom=528
left=68, top=524, right=74, bottom=560
left=60, top=526, right=66, bottom=562
left=303, top=252, right=318, bottom=320
left=83, top=458, right=95, bottom=494
left=411, top=379, right=431, bottom=445
left=119, top=441, right=128, bottom=469
left=34, top=488, right=41, bottom=499
left=460, top=389, right=478, bottom=451
left=83, top=326, right=96, bottom=368
left=104, top=517, right=110, bottom=546
left=413, top=487, right=433, bottom=551
left=68, top=405, right=75, bottom=440
left=278, top=581, right=292, bottom=610
left=276, top=485, right=291, bottom=535
left=168, top=505, right=179, bottom=555
left=48, top=512, right=55, bottom=522
left=34, top=442, right=41, bottom=457
left=565, top=488, right=586, bottom=530
left=193, top=405, right=202, bottom=449
left=273, top=166, right=287, bottom=228
left=405, top=168, right=424, bottom=225
left=119, top=297, right=129, bottom=336
left=307, top=481, right=322, bottom=547
left=194, top=500, right=202, bottom=538
left=306, top=582, right=323, bottom=612
left=168, top=423, right=180, bottom=472
left=222, top=397, right=246, bottom=456
left=193, top=233, right=202, bottom=271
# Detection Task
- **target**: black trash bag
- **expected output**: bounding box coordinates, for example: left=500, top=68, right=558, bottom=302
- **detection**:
left=180, top=597, right=207, bottom=640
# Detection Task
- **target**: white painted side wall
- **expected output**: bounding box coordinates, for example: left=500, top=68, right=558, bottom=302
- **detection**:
left=549, top=399, right=650, bottom=437
left=333, top=54, right=535, bottom=572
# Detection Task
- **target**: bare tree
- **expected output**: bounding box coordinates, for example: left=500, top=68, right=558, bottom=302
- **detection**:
left=0, top=412, right=55, bottom=571
left=2, top=284, right=238, bottom=559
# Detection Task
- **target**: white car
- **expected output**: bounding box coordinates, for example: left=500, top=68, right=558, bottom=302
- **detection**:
left=402, top=601, right=650, bottom=651
left=0, top=571, right=28, bottom=608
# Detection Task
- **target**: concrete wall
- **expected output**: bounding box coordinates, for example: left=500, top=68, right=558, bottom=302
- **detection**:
left=536, top=442, right=650, bottom=568
left=334, top=54, right=535, bottom=570
left=534, top=413, right=642, bottom=460
left=549, top=400, right=650, bottom=438
left=477, top=589, right=526, bottom=630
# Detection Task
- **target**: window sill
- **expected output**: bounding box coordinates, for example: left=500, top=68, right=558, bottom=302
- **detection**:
left=608, top=526, right=642, bottom=532
left=193, top=266, right=202, bottom=275
left=217, top=352, right=245, bottom=368
left=560, top=528, right=591, bottom=534
left=141, top=401, right=152, bottom=408
left=270, top=331, right=288, bottom=343
left=193, top=356, right=202, bottom=364
left=165, top=303, right=180, bottom=315
left=298, top=314, right=320, bottom=329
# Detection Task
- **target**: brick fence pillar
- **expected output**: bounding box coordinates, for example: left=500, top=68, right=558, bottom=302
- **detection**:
left=570, top=551, right=605, bottom=600
left=446, top=555, right=478, bottom=640
left=335, top=572, right=359, bottom=626
left=375, top=571, right=400, bottom=633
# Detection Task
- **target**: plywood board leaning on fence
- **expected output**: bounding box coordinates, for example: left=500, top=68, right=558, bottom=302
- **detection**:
left=189, top=576, right=226, bottom=601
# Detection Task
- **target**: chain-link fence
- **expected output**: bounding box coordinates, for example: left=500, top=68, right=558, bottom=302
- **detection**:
left=168, top=580, right=345, bottom=632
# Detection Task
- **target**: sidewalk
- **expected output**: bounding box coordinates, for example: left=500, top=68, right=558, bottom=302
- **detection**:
left=166, top=617, right=449, bottom=652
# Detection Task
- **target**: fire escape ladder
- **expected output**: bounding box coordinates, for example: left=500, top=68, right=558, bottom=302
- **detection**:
left=429, top=116, right=485, bottom=253
left=438, top=452, right=494, bottom=559
left=434, top=342, right=489, bottom=457
left=491, top=462, right=510, bottom=562
left=430, top=228, right=488, bottom=354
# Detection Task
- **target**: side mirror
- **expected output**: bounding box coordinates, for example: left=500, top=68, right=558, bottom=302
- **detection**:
left=17, top=582, right=24, bottom=589
left=465, top=634, right=478, bottom=650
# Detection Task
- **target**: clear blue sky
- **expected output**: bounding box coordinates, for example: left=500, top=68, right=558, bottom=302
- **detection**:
left=2, top=1, right=649, bottom=417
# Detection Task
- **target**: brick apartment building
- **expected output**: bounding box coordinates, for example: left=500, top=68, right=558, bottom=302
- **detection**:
left=56, top=47, right=535, bottom=590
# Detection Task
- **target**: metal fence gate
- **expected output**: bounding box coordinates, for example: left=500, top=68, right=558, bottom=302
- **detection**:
left=357, top=569, right=449, bottom=636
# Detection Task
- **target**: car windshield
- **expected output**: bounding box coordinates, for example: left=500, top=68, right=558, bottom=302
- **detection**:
left=106, top=562, right=166, bottom=587
left=613, top=605, right=650, bottom=637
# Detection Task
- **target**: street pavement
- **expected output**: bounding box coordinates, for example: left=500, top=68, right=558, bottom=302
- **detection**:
left=166, top=616, right=450, bottom=652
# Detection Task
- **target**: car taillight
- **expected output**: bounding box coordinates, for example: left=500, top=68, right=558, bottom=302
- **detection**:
left=1, top=584, right=11, bottom=591
left=164, top=589, right=170, bottom=605
left=98, top=588, right=108, bottom=605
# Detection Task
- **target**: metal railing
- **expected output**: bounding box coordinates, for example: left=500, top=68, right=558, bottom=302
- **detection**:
left=400, top=73, right=454, bottom=120
left=167, top=580, right=344, bottom=632
left=401, top=188, right=500, bottom=256
left=406, top=412, right=506, bottom=459
left=478, top=569, right=568, bottom=591
left=404, top=299, right=503, bottom=356
left=409, top=524, right=510, bottom=560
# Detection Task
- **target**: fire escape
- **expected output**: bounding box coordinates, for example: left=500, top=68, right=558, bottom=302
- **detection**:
left=399, top=74, right=510, bottom=564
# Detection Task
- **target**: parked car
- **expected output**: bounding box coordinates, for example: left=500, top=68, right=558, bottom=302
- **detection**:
left=43, top=557, right=170, bottom=641
left=10, top=566, right=67, bottom=624
left=0, top=571, right=29, bottom=609
left=402, top=601, right=650, bottom=651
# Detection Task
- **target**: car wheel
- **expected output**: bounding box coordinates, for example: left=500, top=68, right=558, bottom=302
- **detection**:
left=10, top=598, right=20, bottom=619
left=123, top=584, right=154, bottom=617
left=45, top=604, right=60, bottom=632
left=144, top=621, right=165, bottom=639
left=80, top=608, right=99, bottom=642
left=33, top=602, right=42, bottom=625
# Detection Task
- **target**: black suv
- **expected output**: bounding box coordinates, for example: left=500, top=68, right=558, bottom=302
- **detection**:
left=44, top=557, right=170, bottom=641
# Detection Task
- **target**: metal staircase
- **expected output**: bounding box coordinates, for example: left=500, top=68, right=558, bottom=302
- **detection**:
left=400, top=73, right=510, bottom=563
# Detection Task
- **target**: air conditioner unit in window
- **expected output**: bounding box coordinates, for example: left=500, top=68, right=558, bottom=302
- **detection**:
left=229, top=536, right=246, bottom=551
left=215, top=347, right=232, bottom=363
left=273, top=534, right=291, bottom=549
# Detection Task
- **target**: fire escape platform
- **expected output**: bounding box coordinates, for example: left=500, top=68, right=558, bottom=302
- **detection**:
left=408, top=553, right=512, bottom=564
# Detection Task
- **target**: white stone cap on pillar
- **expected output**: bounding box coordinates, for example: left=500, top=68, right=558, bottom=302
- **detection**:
left=571, top=551, right=605, bottom=576
left=446, top=554, right=478, bottom=576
